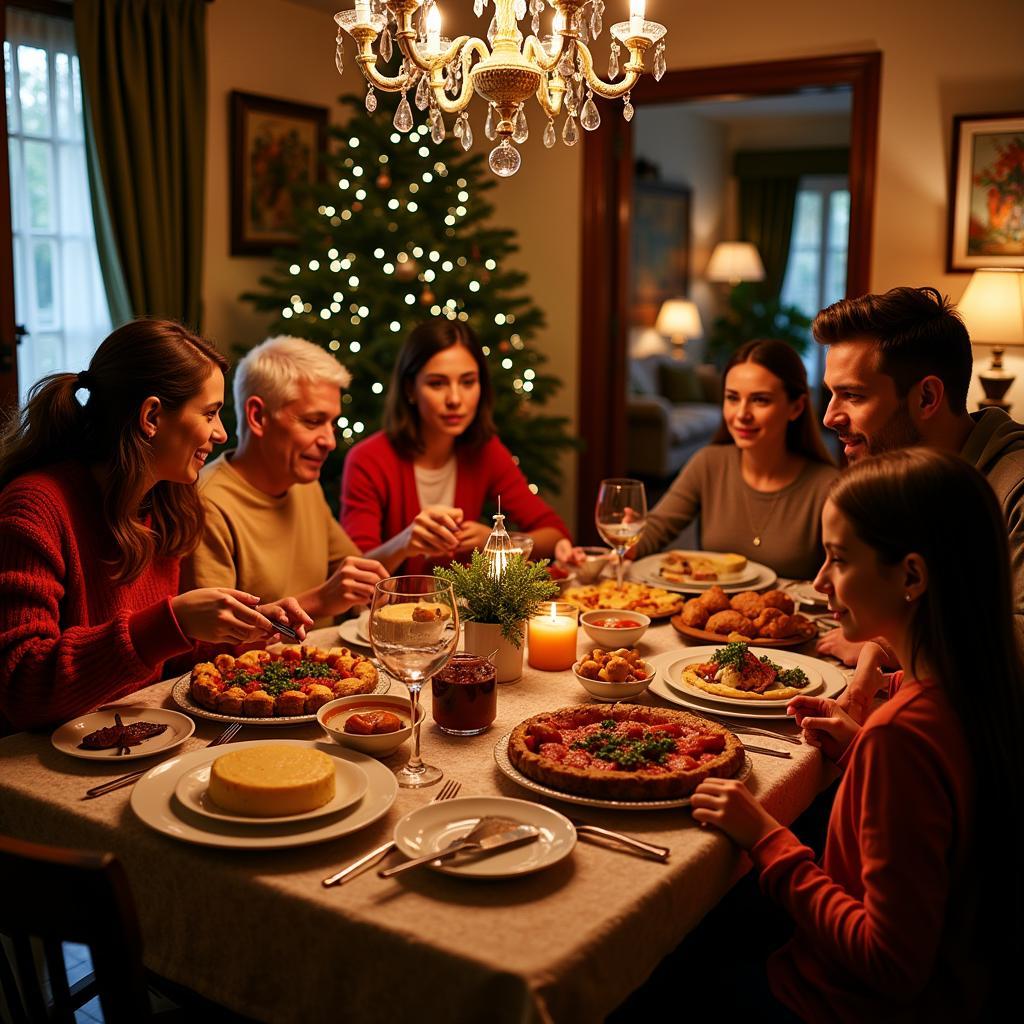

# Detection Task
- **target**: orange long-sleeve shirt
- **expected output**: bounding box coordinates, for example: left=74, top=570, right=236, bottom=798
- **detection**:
left=750, top=676, right=989, bottom=1021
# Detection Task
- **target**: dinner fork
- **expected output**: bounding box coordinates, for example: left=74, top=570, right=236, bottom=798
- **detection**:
left=83, top=722, right=242, bottom=799
left=322, top=778, right=462, bottom=886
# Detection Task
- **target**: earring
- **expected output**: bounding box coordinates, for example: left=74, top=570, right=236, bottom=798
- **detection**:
left=905, top=593, right=912, bottom=602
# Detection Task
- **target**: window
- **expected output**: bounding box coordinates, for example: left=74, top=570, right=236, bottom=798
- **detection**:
left=780, top=175, right=850, bottom=387
left=5, top=8, right=110, bottom=404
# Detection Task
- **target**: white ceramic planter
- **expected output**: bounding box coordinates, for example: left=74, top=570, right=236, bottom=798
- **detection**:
left=463, top=620, right=525, bottom=683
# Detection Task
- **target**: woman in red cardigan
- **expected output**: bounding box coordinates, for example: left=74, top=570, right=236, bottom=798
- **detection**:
left=341, top=319, right=574, bottom=574
left=0, top=320, right=311, bottom=731
left=691, top=449, right=1022, bottom=1019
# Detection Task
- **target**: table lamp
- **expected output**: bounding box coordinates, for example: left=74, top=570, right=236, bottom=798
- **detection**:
left=956, top=268, right=1024, bottom=411
left=706, top=242, right=766, bottom=286
left=655, top=299, right=703, bottom=359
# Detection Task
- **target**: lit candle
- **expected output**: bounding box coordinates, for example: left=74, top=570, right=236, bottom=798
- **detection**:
left=355, top=0, right=372, bottom=24
left=528, top=602, right=579, bottom=671
left=629, top=0, right=645, bottom=35
left=427, top=3, right=442, bottom=54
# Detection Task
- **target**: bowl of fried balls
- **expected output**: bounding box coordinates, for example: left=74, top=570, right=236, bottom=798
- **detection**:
left=572, top=647, right=655, bottom=702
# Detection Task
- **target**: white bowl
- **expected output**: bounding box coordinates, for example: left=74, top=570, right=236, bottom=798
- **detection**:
left=572, top=660, right=655, bottom=703
left=579, top=610, right=650, bottom=648
left=574, top=546, right=613, bottom=584
left=318, top=694, right=423, bottom=757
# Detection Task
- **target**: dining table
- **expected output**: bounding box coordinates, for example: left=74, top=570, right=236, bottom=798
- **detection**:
left=0, top=611, right=845, bottom=1024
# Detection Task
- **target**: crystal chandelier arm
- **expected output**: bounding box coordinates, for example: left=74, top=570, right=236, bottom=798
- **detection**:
left=522, top=32, right=568, bottom=74
left=574, top=41, right=643, bottom=100
left=535, top=73, right=567, bottom=119
left=398, top=30, right=475, bottom=74
left=427, top=39, right=488, bottom=115
left=351, top=27, right=415, bottom=91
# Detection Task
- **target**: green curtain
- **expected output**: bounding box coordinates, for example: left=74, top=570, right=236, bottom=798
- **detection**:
left=74, top=0, right=207, bottom=328
left=734, top=148, right=849, bottom=301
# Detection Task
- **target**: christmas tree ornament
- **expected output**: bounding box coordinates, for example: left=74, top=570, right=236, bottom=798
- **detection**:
left=376, top=169, right=391, bottom=188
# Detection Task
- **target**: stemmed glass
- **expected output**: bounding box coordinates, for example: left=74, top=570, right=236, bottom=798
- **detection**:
left=369, top=576, right=459, bottom=788
left=595, top=478, right=648, bottom=587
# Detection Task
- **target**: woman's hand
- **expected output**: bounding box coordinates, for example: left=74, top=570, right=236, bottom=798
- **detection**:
left=172, top=588, right=286, bottom=644
left=406, top=505, right=464, bottom=558
left=837, top=640, right=892, bottom=724
left=554, top=538, right=585, bottom=565
left=322, top=557, right=390, bottom=614
left=815, top=630, right=864, bottom=666
left=787, top=695, right=860, bottom=761
left=690, top=778, right=779, bottom=849
left=256, top=598, right=314, bottom=643
left=455, top=519, right=493, bottom=555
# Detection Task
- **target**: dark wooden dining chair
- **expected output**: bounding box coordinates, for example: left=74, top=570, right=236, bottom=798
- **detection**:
left=0, top=833, right=155, bottom=1024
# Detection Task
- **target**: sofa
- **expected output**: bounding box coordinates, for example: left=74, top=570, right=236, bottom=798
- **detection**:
left=626, top=357, right=722, bottom=479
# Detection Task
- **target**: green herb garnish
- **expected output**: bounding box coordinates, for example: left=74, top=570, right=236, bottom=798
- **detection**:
left=571, top=727, right=675, bottom=770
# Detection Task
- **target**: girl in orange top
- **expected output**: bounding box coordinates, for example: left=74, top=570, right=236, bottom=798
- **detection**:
left=692, top=448, right=1023, bottom=1020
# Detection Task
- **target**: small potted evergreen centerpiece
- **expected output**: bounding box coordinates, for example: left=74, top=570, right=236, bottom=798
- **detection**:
left=433, top=550, right=558, bottom=682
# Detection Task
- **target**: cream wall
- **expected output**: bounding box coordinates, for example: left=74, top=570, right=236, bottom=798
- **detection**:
left=204, top=0, right=1024, bottom=529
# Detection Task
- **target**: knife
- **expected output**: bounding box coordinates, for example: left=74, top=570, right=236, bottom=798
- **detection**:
left=378, top=824, right=541, bottom=878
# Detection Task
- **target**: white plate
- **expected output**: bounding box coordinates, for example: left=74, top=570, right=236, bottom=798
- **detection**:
left=171, top=672, right=390, bottom=726
left=52, top=707, right=195, bottom=762
left=337, top=617, right=372, bottom=649
left=631, top=555, right=777, bottom=595
left=392, top=796, right=575, bottom=878
left=173, top=757, right=368, bottom=825
left=646, top=649, right=846, bottom=721
left=666, top=649, right=824, bottom=707
left=785, top=581, right=829, bottom=608
left=494, top=733, right=752, bottom=810
left=131, top=739, right=397, bottom=849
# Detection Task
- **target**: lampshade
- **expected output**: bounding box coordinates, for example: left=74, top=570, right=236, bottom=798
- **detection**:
left=957, top=269, right=1024, bottom=347
left=630, top=328, right=670, bottom=358
left=655, top=299, right=703, bottom=340
left=706, top=242, right=766, bottom=284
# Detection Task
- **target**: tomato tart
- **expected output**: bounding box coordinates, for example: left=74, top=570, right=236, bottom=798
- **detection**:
left=507, top=704, right=744, bottom=800
left=189, top=645, right=378, bottom=719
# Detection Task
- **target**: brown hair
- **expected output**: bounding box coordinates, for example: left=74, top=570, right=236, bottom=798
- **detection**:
left=812, top=286, right=973, bottom=414
left=0, top=319, right=228, bottom=582
left=383, top=319, right=495, bottom=458
left=712, top=338, right=833, bottom=465
left=830, top=448, right=1024, bottom=969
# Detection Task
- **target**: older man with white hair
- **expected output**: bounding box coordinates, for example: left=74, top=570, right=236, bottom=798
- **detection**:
left=182, top=335, right=387, bottom=627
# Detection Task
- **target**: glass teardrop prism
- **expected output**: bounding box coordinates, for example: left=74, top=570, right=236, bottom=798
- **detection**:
left=431, top=112, right=446, bottom=144
left=543, top=119, right=556, bottom=148
left=393, top=94, right=414, bottom=133
left=562, top=114, right=579, bottom=146
left=654, top=42, right=666, bottom=81
left=590, top=9, right=602, bottom=38
left=608, top=42, right=619, bottom=79
left=513, top=106, right=529, bottom=143
left=453, top=114, right=464, bottom=139
left=380, top=26, right=393, bottom=62
left=474, top=0, right=484, bottom=16
left=488, top=140, right=521, bottom=177
left=462, top=118, right=473, bottom=151
left=532, top=12, right=540, bottom=34
left=623, top=95, right=634, bottom=122
left=415, top=73, right=431, bottom=111
left=484, top=104, right=496, bottom=141
left=580, top=94, right=600, bottom=131
left=334, top=38, right=344, bottom=76
left=515, top=0, right=527, bottom=19
left=365, top=87, right=377, bottom=113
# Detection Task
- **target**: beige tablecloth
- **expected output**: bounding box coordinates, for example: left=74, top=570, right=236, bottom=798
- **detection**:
left=0, top=623, right=838, bottom=1024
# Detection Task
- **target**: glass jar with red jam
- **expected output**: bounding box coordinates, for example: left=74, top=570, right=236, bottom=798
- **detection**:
left=431, top=653, right=497, bottom=736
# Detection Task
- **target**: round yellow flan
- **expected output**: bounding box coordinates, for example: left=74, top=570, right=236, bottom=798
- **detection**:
left=207, top=744, right=336, bottom=817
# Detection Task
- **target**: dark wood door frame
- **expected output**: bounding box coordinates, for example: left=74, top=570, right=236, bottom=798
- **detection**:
left=575, top=51, right=882, bottom=540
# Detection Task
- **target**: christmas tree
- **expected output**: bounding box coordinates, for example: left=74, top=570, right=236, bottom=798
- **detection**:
left=241, top=93, right=576, bottom=516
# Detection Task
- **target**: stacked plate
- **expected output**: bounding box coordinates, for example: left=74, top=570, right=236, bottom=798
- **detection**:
left=646, top=647, right=846, bottom=721
left=631, top=553, right=777, bottom=594
left=130, top=739, right=398, bottom=849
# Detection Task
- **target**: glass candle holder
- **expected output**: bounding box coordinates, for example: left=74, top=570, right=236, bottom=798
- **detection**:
left=528, top=601, right=579, bottom=671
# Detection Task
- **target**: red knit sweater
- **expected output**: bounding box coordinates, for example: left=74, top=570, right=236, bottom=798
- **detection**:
left=0, top=464, right=192, bottom=732
left=750, top=676, right=987, bottom=1021
left=340, top=432, right=570, bottom=574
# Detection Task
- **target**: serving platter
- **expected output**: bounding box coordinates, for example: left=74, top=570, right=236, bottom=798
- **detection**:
left=670, top=617, right=815, bottom=649
left=631, top=554, right=777, bottom=595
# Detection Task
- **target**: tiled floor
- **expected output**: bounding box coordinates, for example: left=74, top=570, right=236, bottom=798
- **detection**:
left=62, top=943, right=103, bottom=1023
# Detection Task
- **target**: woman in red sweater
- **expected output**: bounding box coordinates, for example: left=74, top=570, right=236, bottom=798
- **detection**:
left=340, top=319, right=573, bottom=574
left=0, top=320, right=311, bottom=731
left=691, top=448, right=1022, bottom=1019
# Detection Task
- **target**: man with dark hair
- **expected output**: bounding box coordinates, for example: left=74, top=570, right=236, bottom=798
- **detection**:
left=815, top=285, right=1024, bottom=671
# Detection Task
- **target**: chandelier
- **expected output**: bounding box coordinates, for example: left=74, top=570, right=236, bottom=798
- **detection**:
left=334, top=0, right=667, bottom=176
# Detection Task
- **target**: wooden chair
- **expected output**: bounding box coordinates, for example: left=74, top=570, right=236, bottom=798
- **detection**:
left=0, top=833, right=155, bottom=1023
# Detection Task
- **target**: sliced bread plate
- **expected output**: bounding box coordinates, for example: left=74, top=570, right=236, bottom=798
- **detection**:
left=632, top=555, right=777, bottom=594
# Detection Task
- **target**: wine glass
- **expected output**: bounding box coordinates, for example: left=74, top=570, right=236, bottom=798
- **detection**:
left=369, top=576, right=459, bottom=788
left=595, top=478, right=648, bottom=587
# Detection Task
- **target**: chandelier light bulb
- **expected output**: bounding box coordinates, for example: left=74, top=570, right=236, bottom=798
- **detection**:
left=426, top=4, right=442, bottom=53
left=553, top=10, right=565, bottom=32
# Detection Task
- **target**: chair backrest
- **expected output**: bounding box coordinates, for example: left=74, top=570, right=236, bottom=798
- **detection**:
left=0, top=834, right=152, bottom=1024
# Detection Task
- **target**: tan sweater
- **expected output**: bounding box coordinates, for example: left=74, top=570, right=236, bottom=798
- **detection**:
left=634, top=445, right=839, bottom=580
left=180, top=452, right=360, bottom=627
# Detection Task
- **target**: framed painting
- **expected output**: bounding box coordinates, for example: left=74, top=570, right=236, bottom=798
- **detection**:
left=630, top=180, right=692, bottom=327
left=230, top=91, right=327, bottom=256
left=948, top=112, right=1024, bottom=272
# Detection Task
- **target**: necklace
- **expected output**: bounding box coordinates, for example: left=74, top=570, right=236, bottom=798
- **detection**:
left=741, top=481, right=785, bottom=547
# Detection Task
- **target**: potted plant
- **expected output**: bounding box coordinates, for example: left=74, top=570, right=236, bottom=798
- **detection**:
left=434, top=551, right=558, bottom=682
